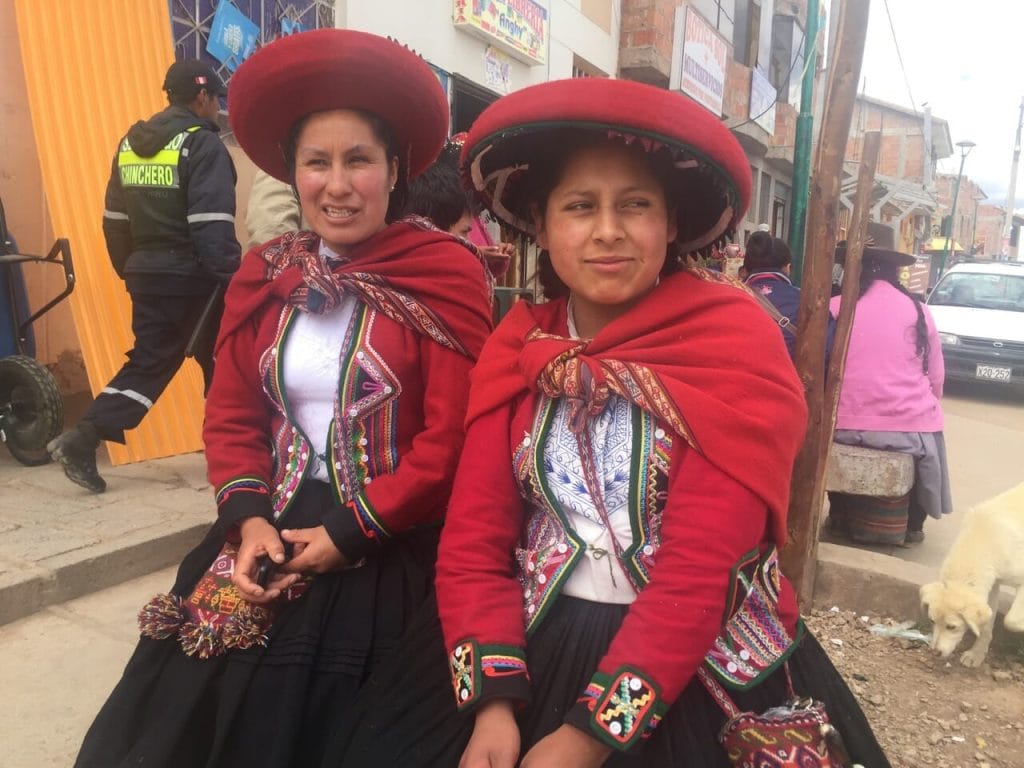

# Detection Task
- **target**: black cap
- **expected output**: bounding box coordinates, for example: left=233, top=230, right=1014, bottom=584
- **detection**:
left=163, top=59, right=227, bottom=99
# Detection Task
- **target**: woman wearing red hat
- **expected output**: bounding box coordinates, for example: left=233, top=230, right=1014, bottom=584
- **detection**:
left=332, top=78, right=889, bottom=767
left=75, top=30, right=493, bottom=767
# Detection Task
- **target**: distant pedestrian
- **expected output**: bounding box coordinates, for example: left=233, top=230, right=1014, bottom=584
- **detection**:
left=47, top=60, right=241, bottom=493
left=828, top=237, right=952, bottom=545
left=401, top=151, right=476, bottom=237
left=741, top=231, right=835, bottom=361
left=405, top=134, right=517, bottom=278
left=244, top=169, right=303, bottom=248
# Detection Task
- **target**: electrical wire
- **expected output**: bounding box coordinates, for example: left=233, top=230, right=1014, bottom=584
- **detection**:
left=882, top=0, right=917, bottom=113
left=726, top=27, right=807, bottom=130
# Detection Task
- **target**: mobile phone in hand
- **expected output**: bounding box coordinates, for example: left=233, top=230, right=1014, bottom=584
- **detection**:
left=255, top=554, right=274, bottom=588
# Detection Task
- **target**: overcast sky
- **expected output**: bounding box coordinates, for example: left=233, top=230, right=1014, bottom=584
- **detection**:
left=858, top=0, right=1024, bottom=208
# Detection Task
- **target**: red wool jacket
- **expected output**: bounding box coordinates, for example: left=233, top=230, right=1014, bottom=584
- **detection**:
left=203, top=224, right=492, bottom=558
left=436, top=272, right=807, bottom=751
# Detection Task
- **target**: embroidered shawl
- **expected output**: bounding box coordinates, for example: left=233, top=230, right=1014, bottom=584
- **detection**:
left=467, top=269, right=807, bottom=539
left=218, top=217, right=493, bottom=358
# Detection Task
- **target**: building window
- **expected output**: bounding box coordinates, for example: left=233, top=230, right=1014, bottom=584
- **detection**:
left=758, top=171, right=773, bottom=230
left=572, top=55, right=607, bottom=79
left=770, top=14, right=804, bottom=105
left=773, top=181, right=791, bottom=238
left=733, top=0, right=762, bottom=67
left=690, top=0, right=735, bottom=40
left=747, top=165, right=760, bottom=222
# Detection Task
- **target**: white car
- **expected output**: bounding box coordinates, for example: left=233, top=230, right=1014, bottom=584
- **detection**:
left=926, top=261, right=1024, bottom=385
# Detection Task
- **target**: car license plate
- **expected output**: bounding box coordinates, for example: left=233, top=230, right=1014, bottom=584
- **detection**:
left=976, top=364, right=1012, bottom=381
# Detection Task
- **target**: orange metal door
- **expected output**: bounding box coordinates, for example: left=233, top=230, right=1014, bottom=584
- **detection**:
left=15, top=0, right=207, bottom=464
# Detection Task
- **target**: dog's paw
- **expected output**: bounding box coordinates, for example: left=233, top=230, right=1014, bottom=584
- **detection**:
left=960, top=648, right=987, bottom=668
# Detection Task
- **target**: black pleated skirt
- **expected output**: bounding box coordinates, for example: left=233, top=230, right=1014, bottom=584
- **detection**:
left=75, top=481, right=440, bottom=768
left=331, top=595, right=892, bottom=768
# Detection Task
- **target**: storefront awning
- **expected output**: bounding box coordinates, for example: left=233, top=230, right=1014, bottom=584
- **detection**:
left=924, top=237, right=964, bottom=252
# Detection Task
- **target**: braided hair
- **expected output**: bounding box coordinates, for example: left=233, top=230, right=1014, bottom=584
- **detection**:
left=858, top=257, right=930, bottom=375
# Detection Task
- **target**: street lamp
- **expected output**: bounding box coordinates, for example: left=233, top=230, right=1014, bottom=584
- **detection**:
left=939, top=140, right=976, bottom=276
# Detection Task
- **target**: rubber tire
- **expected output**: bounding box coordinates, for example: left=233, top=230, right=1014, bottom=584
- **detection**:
left=0, top=355, right=64, bottom=463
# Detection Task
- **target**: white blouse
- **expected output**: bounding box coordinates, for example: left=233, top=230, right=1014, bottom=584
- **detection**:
left=544, top=302, right=638, bottom=604
left=281, top=243, right=357, bottom=481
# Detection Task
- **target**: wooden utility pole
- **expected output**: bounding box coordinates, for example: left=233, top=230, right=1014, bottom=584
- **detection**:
left=780, top=0, right=872, bottom=603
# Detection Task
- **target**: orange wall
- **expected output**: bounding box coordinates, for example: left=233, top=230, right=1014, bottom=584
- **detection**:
left=15, top=0, right=207, bottom=464
left=0, top=0, right=81, bottom=379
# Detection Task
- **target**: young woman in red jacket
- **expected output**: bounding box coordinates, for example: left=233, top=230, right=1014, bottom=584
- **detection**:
left=75, top=30, right=493, bottom=768
left=334, top=78, right=890, bottom=768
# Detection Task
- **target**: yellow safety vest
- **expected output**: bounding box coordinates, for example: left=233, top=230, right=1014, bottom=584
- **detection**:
left=116, top=125, right=201, bottom=189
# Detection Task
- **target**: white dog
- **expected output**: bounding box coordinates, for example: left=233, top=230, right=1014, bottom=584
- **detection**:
left=920, top=483, right=1024, bottom=667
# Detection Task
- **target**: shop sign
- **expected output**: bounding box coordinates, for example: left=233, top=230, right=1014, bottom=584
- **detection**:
left=668, top=5, right=729, bottom=116
left=454, top=0, right=547, bottom=66
left=484, top=46, right=512, bottom=94
left=906, top=256, right=931, bottom=295
left=750, top=68, right=777, bottom=135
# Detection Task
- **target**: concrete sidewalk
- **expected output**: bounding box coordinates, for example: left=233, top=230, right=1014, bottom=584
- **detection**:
left=1, top=378, right=1016, bottom=627
left=0, top=448, right=213, bottom=625
left=0, top=443, right=956, bottom=629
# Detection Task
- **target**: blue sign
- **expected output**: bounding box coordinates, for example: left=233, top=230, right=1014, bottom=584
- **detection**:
left=206, top=1, right=259, bottom=72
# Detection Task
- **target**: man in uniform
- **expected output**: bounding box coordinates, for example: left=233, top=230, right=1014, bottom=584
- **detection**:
left=48, top=59, right=241, bottom=492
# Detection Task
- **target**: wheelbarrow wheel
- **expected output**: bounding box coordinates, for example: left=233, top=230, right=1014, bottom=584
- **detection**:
left=0, top=355, right=64, bottom=466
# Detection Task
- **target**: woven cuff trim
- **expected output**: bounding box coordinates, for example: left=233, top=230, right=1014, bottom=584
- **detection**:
left=568, top=666, right=666, bottom=751
left=350, top=492, right=391, bottom=541
left=449, top=640, right=530, bottom=712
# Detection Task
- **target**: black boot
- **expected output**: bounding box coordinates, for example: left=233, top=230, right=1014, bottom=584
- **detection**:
left=47, top=421, right=106, bottom=493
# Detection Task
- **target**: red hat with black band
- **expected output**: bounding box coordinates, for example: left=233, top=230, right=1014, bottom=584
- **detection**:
left=229, top=29, right=449, bottom=183
left=460, top=77, right=752, bottom=255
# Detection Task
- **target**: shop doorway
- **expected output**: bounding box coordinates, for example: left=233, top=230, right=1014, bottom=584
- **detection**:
left=451, top=74, right=499, bottom=133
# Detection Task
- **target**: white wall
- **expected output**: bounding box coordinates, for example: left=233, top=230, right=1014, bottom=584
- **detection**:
left=338, top=0, right=620, bottom=94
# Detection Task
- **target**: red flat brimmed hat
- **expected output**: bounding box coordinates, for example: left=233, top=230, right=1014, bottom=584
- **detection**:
left=229, top=29, right=448, bottom=182
left=460, top=78, right=751, bottom=253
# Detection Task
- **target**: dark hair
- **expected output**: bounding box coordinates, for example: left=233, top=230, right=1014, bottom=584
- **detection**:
left=526, top=131, right=683, bottom=299
left=401, top=161, right=472, bottom=232
left=167, top=90, right=199, bottom=107
left=281, top=109, right=408, bottom=221
left=859, top=256, right=930, bottom=375
left=743, top=232, right=791, bottom=271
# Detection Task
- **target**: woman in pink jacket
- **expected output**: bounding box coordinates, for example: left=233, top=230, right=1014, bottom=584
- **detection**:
left=828, top=241, right=952, bottom=545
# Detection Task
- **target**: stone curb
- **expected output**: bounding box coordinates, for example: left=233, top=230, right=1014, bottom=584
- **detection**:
left=0, top=522, right=207, bottom=626
left=813, top=542, right=1017, bottom=646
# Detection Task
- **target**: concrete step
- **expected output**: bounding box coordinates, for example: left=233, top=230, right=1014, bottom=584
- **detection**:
left=0, top=452, right=213, bottom=625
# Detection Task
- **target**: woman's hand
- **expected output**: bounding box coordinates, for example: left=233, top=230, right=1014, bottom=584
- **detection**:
left=233, top=516, right=299, bottom=604
left=519, top=724, right=612, bottom=768
left=459, top=700, right=521, bottom=768
left=280, top=525, right=347, bottom=575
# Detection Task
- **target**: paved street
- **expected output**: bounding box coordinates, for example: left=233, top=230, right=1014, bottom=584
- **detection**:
left=0, top=567, right=176, bottom=767
left=905, top=380, right=1024, bottom=566
left=1, top=381, right=1023, bottom=766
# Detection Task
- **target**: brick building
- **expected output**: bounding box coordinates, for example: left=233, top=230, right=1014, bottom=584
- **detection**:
left=934, top=174, right=985, bottom=257
left=843, top=95, right=952, bottom=256
left=618, top=0, right=820, bottom=244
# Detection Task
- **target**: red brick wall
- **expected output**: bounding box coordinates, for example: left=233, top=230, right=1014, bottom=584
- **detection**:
left=847, top=100, right=930, bottom=184
left=619, top=0, right=678, bottom=80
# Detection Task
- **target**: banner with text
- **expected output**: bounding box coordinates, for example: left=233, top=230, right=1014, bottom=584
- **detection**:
left=750, top=67, right=777, bottom=134
left=668, top=5, right=729, bottom=116
left=454, top=0, right=547, bottom=65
